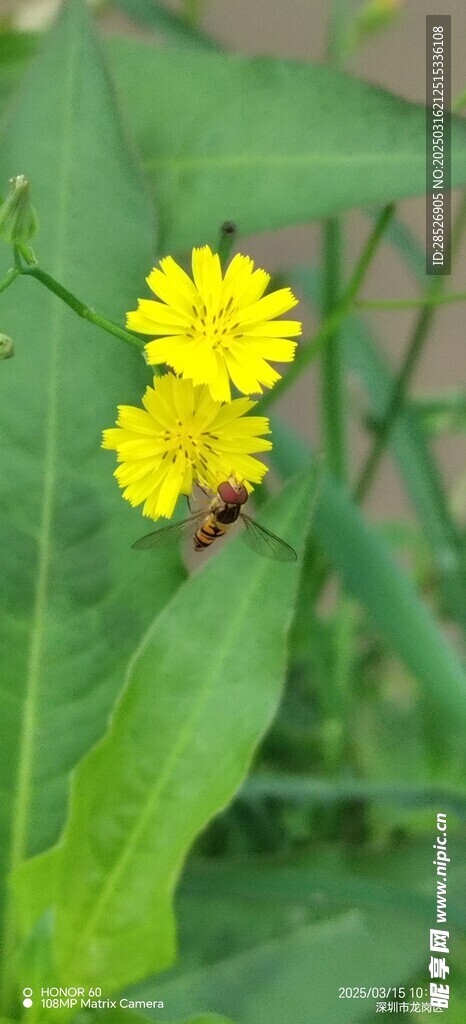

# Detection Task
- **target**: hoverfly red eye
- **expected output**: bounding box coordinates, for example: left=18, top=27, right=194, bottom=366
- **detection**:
left=218, top=481, right=248, bottom=505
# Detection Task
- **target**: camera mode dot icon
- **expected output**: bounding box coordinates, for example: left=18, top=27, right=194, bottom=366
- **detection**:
left=22, top=987, right=33, bottom=1008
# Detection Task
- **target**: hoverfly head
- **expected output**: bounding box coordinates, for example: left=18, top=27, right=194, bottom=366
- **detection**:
left=217, top=476, right=248, bottom=506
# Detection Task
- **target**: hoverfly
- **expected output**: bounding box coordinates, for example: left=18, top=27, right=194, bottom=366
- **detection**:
left=132, top=477, right=297, bottom=562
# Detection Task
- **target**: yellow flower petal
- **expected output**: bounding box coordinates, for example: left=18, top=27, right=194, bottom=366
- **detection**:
left=192, top=246, right=222, bottom=308
left=247, top=338, right=298, bottom=361
left=147, top=259, right=198, bottom=314
left=244, top=320, right=302, bottom=338
left=236, top=288, right=298, bottom=326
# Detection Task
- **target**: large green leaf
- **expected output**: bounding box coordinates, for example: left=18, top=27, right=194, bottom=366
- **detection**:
left=14, top=469, right=318, bottom=994
left=0, top=32, right=38, bottom=124
left=105, top=38, right=466, bottom=251
left=132, top=910, right=426, bottom=1024
left=0, top=0, right=184, bottom=996
left=4, top=34, right=466, bottom=254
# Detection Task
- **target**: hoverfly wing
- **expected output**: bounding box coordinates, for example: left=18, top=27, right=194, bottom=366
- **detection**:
left=239, top=513, right=297, bottom=562
left=132, top=511, right=205, bottom=550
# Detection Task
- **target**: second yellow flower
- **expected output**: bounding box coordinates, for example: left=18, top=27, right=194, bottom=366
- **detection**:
left=127, top=245, right=301, bottom=403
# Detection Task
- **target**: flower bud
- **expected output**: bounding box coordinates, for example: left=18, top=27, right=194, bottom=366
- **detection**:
left=0, top=175, right=38, bottom=245
left=350, top=0, right=404, bottom=47
left=0, top=334, right=14, bottom=360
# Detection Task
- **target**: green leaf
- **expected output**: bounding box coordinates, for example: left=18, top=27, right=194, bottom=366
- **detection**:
left=412, top=392, right=466, bottom=436
left=0, top=0, right=184, bottom=1002
left=76, top=1013, right=233, bottom=1024
left=127, top=838, right=466, bottom=1018
left=0, top=31, right=38, bottom=123
left=365, top=207, right=426, bottom=285
left=105, top=38, right=466, bottom=251
left=131, top=910, right=427, bottom=1024
left=15, top=469, right=318, bottom=993
left=4, top=35, right=466, bottom=253
left=76, top=1014, right=149, bottom=1024
left=270, top=429, right=466, bottom=745
left=167, top=1018, right=233, bottom=1024
left=182, top=856, right=466, bottom=933
left=240, top=772, right=466, bottom=821
left=15, top=910, right=54, bottom=1023
left=111, top=0, right=221, bottom=51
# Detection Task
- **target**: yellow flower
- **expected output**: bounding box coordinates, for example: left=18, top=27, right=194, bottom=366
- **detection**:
left=126, top=246, right=301, bottom=402
left=102, top=374, right=272, bottom=520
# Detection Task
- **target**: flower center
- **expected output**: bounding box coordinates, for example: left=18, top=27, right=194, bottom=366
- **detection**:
left=159, top=420, right=219, bottom=470
left=186, top=296, right=244, bottom=351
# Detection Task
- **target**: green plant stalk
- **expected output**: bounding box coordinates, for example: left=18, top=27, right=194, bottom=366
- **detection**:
left=326, top=0, right=351, bottom=62
left=452, top=87, right=466, bottom=113
left=112, top=0, right=219, bottom=51
left=412, top=392, right=466, bottom=418
left=357, top=290, right=466, bottom=310
left=355, top=287, right=442, bottom=501
left=22, top=266, right=144, bottom=350
left=256, top=204, right=394, bottom=416
left=0, top=246, right=145, bottom=352
left=183, top=0, right=205, bottom=28
left=0, top=265, right=20, bottom=294
left=323, top=597, right=356, bottom=775
left=322, top=217, right=346, bottom=480
left=320, top=0, right=350, bottom=484
left=355, top=192, right=466, bottom=502
left=217, top=221, right=237, bottom=268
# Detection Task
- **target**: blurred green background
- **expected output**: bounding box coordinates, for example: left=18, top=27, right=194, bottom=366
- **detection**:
left=0, top=3, right=465, bottom=1024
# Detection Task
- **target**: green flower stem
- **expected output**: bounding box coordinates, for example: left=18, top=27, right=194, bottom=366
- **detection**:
left=355, top=287, right=442, bottom=501
left=356, top=291, right=466, bottom=311
left=452, top=88, right=466, bottom=113
left=20, top=265, right=144, bottom=351
left=0, top=266, right=20, bottom=294
left=355, top=192, right=466, bottom=503
left=183, top=0, right=205, bottom=27
left=256, top=203, right=394, bottom=416
left=217, top=221, right=237, bottom=268
left=320, top=0, right=351, bottom=484
left=322, top=217, right=346, bottom=481
left=0, top=243, right=145, bottom=351
left=326, top=0, right=351, bottom=63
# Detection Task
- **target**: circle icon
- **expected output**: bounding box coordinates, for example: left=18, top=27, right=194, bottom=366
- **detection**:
left=23, top=998, right=33, bottom=1008
left=23, top=989, right=33, bottom=997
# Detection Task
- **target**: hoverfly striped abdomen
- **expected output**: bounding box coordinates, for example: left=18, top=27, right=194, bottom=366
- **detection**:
left=194, top=497, right=242, bottom=550
left=193, top=513, right=226, bottom=550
